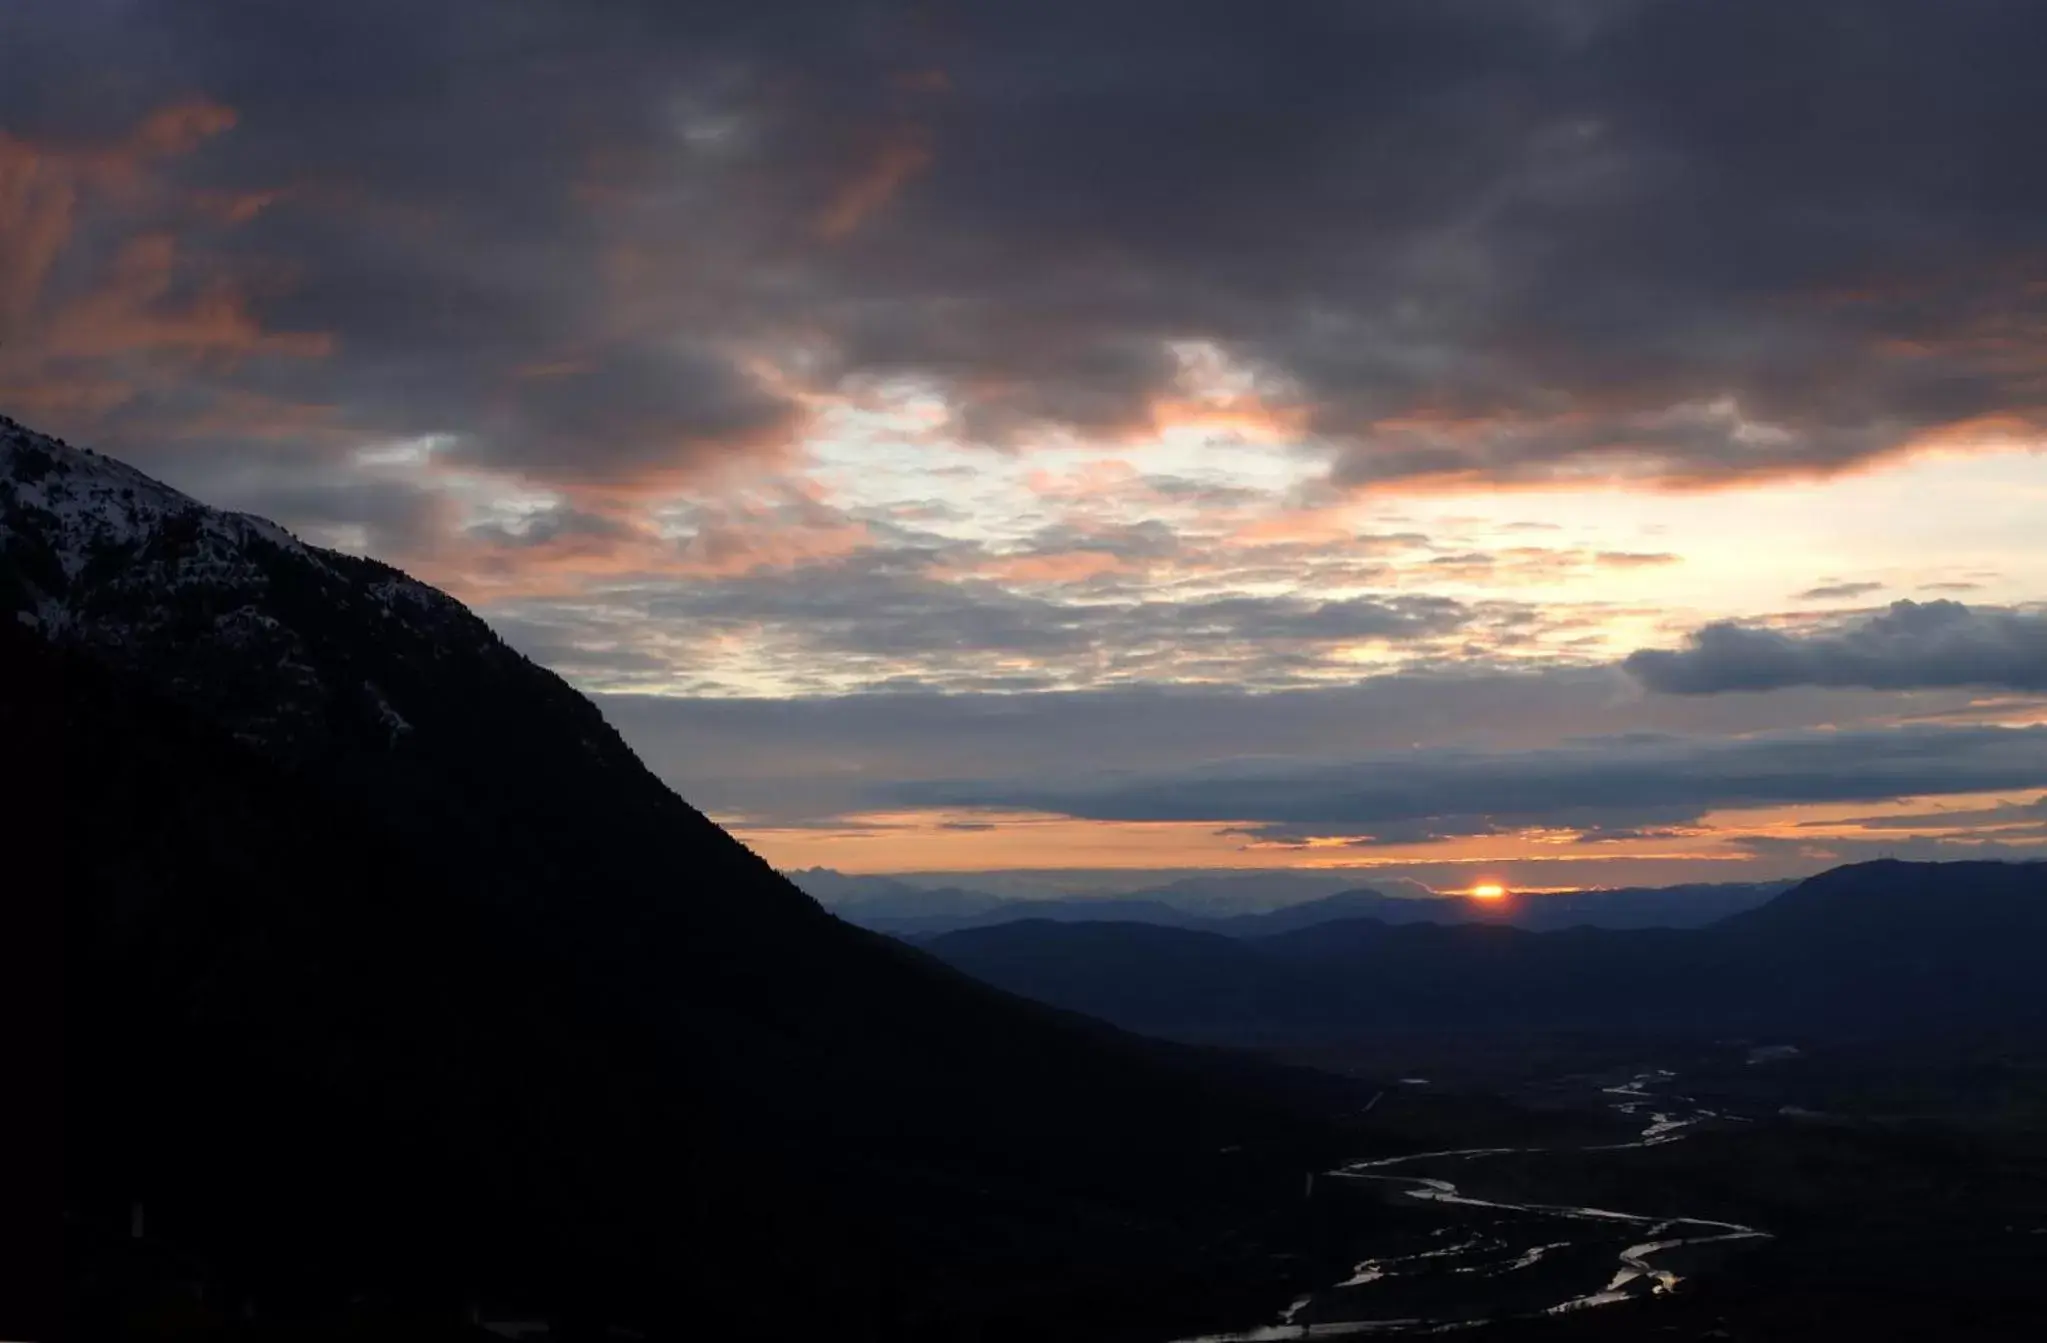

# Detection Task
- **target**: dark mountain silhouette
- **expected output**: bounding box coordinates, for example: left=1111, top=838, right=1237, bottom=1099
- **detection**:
left=784, top=868, right=1011, bottom=924
left=861, top=896, right=1218, bottom=938
left=827, top=879, right=1789, bottom=939
left=924, top=862, right=2047, bottom=1047
left=1215, top=890, right=1448, bottom=936
left=1707, top=860, right=2047, bottom=1035
left=1212, top=883, right=1787, bottom=935
left=6, top=416, right=1355, bottom=1340
left=1464, top=881, right=1793, bottom=931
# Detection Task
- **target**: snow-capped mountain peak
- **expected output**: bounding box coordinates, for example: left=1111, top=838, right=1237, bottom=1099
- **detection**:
left=1, top=413, right=518, bottom=759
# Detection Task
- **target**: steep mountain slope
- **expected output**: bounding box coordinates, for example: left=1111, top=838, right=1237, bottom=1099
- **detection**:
left=8, top=416, right=1352, bottom=1340
left=1, top=415, right=814, bottom=941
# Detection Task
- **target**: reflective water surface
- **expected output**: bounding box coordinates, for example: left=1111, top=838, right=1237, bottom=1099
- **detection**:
left=1172, top=1071, right=1770, bottom=1341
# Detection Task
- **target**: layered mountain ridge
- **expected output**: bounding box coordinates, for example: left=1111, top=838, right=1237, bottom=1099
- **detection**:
left=924, top=860, right=2047, bottom=1046
left=808, top=880, right=1794, bottom=939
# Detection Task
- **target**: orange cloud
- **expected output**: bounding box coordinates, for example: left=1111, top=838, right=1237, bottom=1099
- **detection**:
left=409, top=481, right=878, bottom=604
left=0, top=97, right=332, bottom=441
left=423, top=529, right=673, bottom=603
left=817, top=128, right=932, bottom=240
left=129, top=100, right=240, bottom=157
left=946, top=549, right=1134, bottom=586
left=0, top=137, right=79, bottom=331
left=0, top=98, right=240, bottom=332
left=724, top=807, right=1761, bottom=876
left=1229, top=502, right=1366, bottom=546
left=41, top=233, right=332, bottom=361
left=1896, top=413, right=2046, bottom=459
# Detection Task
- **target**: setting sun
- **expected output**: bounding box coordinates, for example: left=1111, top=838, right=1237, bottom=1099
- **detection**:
left=1468, top=883, right=1508, bottom=901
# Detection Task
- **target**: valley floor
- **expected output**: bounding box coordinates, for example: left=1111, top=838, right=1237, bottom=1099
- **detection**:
left=1164, top=1033, right=2047, bottom=1343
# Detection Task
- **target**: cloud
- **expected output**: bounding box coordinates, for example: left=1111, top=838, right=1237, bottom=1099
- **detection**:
left=1795, top=580, right=1885, bottom=600
left=5, top=0, right=2045, bottom=510
left=1728, top=831, right=2047, bottom=865
left=817, top=127, right=933, bottom=241
left=588, top=556, right=1489, bottom=692
left=1624, top=600, right=2047, bottom=695
left=1796, top=794, right=2047, bottom=833
left=0, top=96, right=330, bottom=430
left=443, top=347, right=808, bottom=487
left=0, top=96, right=239, bottom=332
left=889, top=724, right=2047, bottom=842
left=215, top=475, right=458, bottom=558
left=592, top=670, right=2008, bottom=825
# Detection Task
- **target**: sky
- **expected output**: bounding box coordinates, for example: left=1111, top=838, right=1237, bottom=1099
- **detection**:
left=4, top=0, right=2045, bottom=892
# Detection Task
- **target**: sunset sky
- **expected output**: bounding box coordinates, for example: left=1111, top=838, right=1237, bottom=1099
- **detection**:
left=5, top=1, right=2044, bottom=890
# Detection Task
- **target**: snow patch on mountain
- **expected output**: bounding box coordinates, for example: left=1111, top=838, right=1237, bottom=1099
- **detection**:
left=0, top=413, right=509, bottom=759
left=1, top=416, right=315, bottom=581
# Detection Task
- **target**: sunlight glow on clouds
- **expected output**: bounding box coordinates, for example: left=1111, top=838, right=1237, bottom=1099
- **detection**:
left=8, top=0, right=2047, bottom=880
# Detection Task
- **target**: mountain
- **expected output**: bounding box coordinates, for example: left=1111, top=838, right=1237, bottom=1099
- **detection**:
left=1216, top=889, right=1477, bottom=936
left=915, top=921, right=1347, bottom=1045
left=1234, top=881, right=1792, bottom=935
left=828, top=879, right=1789, bottom=939
left=1708, top=860, right=2047, bottom=1035
left=923, top=862, right=2047, bottom=1047
left=858, top=896, right=1219, bottom=938
left=7, top=416, right=1354, bottom=1340
left=782, top=868, right=1009, bottom=922
left=1483, top=881, right=1791, bottom=931
left=1718, top=859, right=2047, bottom=941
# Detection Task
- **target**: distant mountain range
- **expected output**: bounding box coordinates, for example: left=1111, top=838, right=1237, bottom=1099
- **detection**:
left=792, top=869, right=1794, bottom=937
left=787, top=866, right=1390, bottom=915
left=921, top=860, right=2047, bottom=1046
left=5, top=416, right=1350, bottom=1339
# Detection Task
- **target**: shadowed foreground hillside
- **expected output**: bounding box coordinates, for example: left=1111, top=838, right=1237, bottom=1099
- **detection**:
left=4, top=419, right=1358, bottom=1341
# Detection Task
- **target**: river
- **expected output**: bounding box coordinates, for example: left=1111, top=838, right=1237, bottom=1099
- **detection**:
left=1171, top=1071, right=1771, bottom=1340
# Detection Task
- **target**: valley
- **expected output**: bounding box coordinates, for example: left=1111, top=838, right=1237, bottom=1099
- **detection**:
left=11, top=416, right=2043, bottom=1342
left=1163, top=1034, right=2047, bottom=1342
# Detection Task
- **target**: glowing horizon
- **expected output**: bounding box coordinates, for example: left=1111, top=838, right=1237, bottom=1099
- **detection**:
left=6, top=4, right=2045, bottom=886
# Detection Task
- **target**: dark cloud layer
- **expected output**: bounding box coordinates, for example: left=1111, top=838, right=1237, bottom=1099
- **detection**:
left=6, top=0, right=2047, bottom=502
left=594, top=672, right=2005, bottom=826
left=891, top=724, right=2047, bottom=843
left=1626, top=600, right=2047, bottom=695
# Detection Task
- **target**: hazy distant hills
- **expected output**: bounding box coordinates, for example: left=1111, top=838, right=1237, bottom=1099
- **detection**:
left=6, top=416, right=1348, bottom=1339
left=795, top=869, right=1793, bottom=938
left=922, top=860, right=2047, bottom=1046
